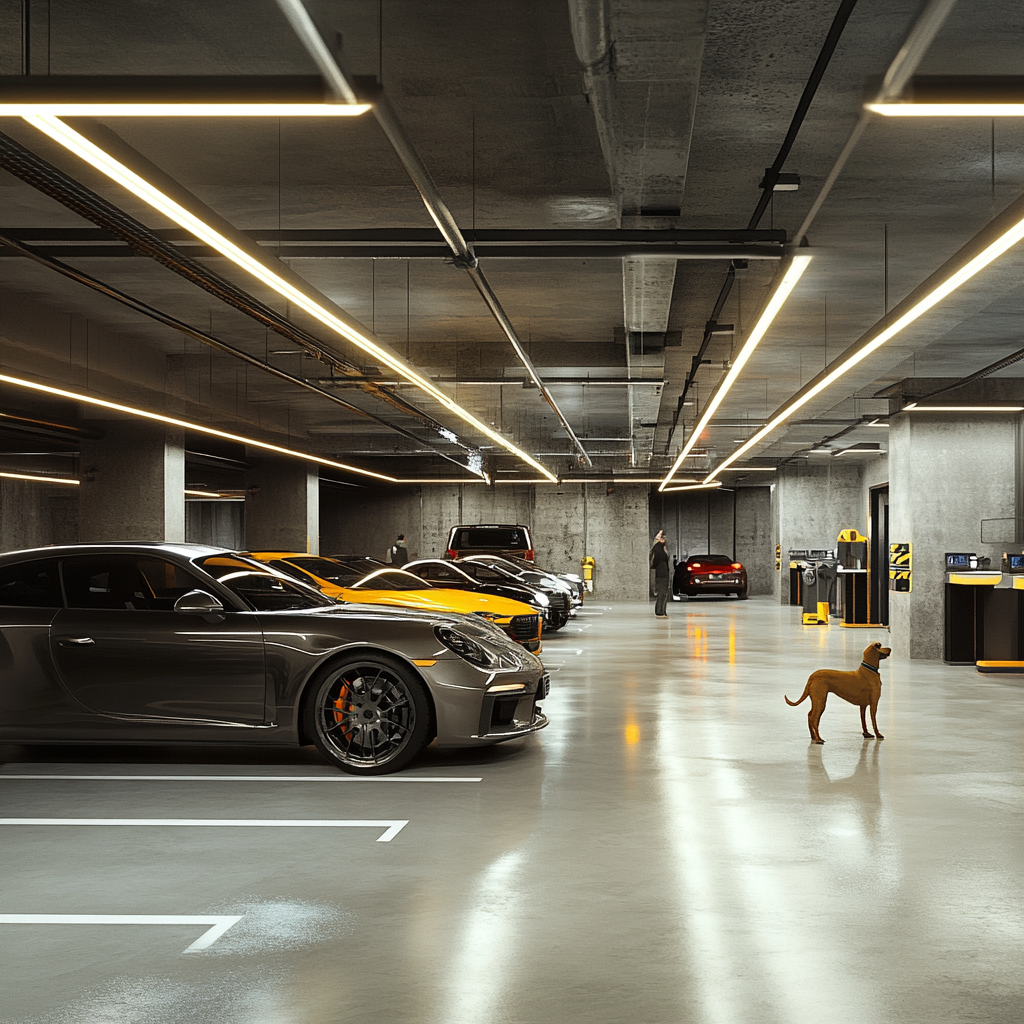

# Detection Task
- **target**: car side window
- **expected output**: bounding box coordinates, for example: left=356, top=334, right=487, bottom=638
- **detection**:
left=61, top=555, right=210, bottom=611
left=0, top=558, right=63, bottom=608
left=424, top=564, right=458, bottom=584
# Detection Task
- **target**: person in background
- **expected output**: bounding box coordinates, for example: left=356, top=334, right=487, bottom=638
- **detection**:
left=389, top=534, right=409, bottom=567
left=650, top=529, right=669, bottom=618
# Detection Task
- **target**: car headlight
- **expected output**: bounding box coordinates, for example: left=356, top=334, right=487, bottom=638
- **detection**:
left=434, top=625, right=497, bottom=668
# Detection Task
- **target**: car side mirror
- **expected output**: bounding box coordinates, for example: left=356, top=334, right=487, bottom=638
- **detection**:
left=174, top=590, right=225, bottom=621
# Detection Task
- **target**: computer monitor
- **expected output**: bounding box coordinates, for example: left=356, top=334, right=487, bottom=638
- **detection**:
left=945, top=552, right=973, bottom=571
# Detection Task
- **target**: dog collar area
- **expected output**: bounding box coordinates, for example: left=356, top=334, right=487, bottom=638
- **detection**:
left=860, top=661, right=880, bottom=673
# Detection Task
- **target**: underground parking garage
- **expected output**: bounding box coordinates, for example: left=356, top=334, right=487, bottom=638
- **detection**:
left=1, top=1, right=1023, bottom=1021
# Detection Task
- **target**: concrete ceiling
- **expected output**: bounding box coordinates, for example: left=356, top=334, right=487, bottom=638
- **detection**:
left=1, top=0, right=1023, bottom=486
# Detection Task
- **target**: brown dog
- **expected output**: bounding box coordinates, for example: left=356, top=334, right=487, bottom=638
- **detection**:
left=786, top=642, right=891, bottom=744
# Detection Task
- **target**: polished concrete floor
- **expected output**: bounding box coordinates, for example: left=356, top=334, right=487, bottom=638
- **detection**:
left=2, top=597, right=1022, bottom=1024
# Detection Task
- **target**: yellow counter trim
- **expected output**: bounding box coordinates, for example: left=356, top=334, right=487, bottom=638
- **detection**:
left=948, top=572, right=1002, bottom=585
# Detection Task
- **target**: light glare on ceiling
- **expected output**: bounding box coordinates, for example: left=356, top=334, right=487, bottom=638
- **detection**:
left=705, top=205, right=1024, bottom=482
left=22, top=115, right=556, bottom=483
left=0, top=470, right=80, bottom=485
left=660, top=254, right=812, bottom=491
left=903, top=405, right=1024, bottom=412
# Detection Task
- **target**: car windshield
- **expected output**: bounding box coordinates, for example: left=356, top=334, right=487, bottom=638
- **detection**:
left=688, top=555, right=736, bottom=566
left=194, top=554, right=333, bottom=610
left=329, top=556, right=387, bottom=575
left=458, top=559, right=514, bottom=582
left=349, top=569, right=432, bottom=592
left=451, top=527, right=528, bottom=549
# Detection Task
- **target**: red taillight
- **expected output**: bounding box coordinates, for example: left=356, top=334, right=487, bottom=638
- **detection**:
left=446, top=549, right=457, bottom=560
left=525, top=549, right=534, bottom=561
left=732, top=563, right=742, bottom=570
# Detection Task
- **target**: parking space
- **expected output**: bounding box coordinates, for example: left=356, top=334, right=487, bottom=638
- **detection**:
left=3, top=599, right=1022, bottom=1023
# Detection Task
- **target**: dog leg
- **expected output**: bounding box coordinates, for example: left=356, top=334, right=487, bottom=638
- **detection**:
left=860, top=705, right=873, bottom=739
left=808, top=693, right=826, bottom=744
left=869, top=700, right=884, bottom=740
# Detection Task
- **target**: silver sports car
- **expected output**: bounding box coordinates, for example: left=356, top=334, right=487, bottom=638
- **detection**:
left=0, top=543, right=549, bottom=774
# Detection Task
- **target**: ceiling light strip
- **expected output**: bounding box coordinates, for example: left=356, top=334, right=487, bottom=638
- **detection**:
left=662, top=482, right=723, bottom=493
left=659, top=255, right=811, bottom=492
left=704, top=195, right=1024, bottom=481
left=0, top=470, right=79, bottom=485
left=903, top=404, right=1023, bottom=412
left=0, top=373, right=399, bottom=482
left=21, top=115, right=556, bottom=483
left=867, top=103, right=1024, bottom=116
left=0, top=104, right=371, bottom=117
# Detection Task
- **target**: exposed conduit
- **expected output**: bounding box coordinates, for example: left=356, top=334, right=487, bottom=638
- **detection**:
left=274, top=0, right=593, bottom=467
left=0, top=232, right=478, bottom=472
left=0, top=129, right=482, bottom=464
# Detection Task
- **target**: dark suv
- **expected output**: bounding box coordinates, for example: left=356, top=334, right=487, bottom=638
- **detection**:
left=445, top=524, right=534, bottom=562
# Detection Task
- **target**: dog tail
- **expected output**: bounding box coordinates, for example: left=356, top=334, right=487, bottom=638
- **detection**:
left=785, top=684, right=810, bottom=707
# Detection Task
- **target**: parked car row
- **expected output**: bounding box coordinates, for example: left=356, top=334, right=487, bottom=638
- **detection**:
left=0, top=543, right=552, bottom=776
left=0, top=527, right=590, bottom=776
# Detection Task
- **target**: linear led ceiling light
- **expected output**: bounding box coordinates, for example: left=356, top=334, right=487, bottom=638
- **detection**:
left=867, top=75, right=1024, bottom=117
left=662, top=481, right=723, bottom=493
left=20, top=115, right=557, bottom=483
left=903, top=404, right=1024, bottom=412
left=0, top=75, right=370, bottom=117
left=0, top=470, right=79, bottom=485
left=659, top=254, right=811, bottom=491
left=0, top=372, right=399, bottom=483
left=704, top=193, right=1024, bottom=483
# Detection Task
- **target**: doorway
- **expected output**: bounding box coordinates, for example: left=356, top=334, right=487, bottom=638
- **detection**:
left=869, top=484, right=890, bottom=627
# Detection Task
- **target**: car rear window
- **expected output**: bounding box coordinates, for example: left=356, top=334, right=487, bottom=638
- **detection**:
left=688, top=554, right=735, bottom=565
left=451, top=527, right=528, bottom=550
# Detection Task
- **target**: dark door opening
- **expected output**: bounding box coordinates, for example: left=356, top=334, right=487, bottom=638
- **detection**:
left=869, top=484, right=890, bottom=627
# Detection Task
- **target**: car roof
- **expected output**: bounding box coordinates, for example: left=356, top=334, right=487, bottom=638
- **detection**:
left=0, top=542, right=228, bottom=564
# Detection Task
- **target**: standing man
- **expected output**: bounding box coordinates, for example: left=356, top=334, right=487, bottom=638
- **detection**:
left=651, top=529, right=669, bottom=619
left=389, top=534, right=409, bottom=567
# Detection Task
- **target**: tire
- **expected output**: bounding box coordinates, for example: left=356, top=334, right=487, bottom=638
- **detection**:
left=304, top=654, right=432, bottom=775
left=736, top=590, right=749, bottom=600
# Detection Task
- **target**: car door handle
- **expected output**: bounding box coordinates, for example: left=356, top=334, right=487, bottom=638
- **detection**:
left=56, top=636, right=95, bottom=647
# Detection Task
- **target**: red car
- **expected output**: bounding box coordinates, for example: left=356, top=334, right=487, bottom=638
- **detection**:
left=673, top=554, right=748, bottom=600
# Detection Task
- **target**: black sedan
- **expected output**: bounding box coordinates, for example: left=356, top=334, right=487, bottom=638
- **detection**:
left=460, top=555, right=574, bottom=628
left=0, top=543, right=548, bottom=775
left=673, top=554, right=749, bottom=599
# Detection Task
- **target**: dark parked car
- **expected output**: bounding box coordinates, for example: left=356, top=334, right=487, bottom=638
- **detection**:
left=673, top=554, right=748, bottom=599
left=445, top=524, right=534, bottom=561
left=458, top=556, right=572, bottom=629
left=0, top=543, right=548, bottom=775
left=405, top=558, right=555, bottom=630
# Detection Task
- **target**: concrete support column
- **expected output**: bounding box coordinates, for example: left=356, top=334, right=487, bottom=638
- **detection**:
left=773, top=463, right=866, bottom=605
left=244, top=456, right=319, bottom=553
left=888, top=411, right=1017, bottom=660
left=79, top=420, right=184, bottom=543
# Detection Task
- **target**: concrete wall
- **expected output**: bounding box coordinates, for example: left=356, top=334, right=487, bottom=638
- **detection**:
left=0, top=480, right=79, bottom=553
left=888, top=411, right=1017, bottom=660
left=185, top=501, right=245, bottom=549
left=321, top=482, right=650, bottom=600
left=774, top=462, right=867, bottom=604
left=649, top=487, right=774, bottom=595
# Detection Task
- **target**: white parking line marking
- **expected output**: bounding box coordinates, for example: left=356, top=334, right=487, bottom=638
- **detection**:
left=0, top=774, right=481, bottom=783
left=0, top=914, right=242, bottom=952
left=0, top=819, right=408, bottom=841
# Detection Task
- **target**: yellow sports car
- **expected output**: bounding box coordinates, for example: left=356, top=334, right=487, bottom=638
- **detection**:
left=247, top=552, right=543, bottom=653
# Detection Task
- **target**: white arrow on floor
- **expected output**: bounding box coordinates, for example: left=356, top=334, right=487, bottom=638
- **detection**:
left=0, top=914, right=242, bottom=952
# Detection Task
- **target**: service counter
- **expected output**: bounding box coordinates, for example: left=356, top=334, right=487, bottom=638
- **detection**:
left=944, top=572, right=1024, bottom=668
